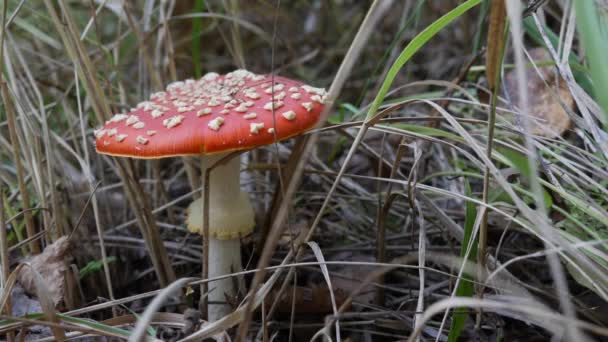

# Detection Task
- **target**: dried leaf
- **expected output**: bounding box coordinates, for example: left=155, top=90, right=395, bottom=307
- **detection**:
left=266, top=284, right=349, bottom=315
left=330, top=254, right=377, bottom=305
left=504, top=48, right=574, bottom=138
left=17, top=236, right=70, bottom=307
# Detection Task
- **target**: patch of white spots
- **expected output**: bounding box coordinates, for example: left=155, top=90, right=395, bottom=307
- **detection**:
left=177, top=106, right=194, bottom=113
left=167, top=81, right=185, bottom=91
left=250, top=122, right=264, bottom=134
left=94, top=129, right=106, bottom=139
left=274, top=91, right=286, bottom=100
left=137, top=101, right=155, bottom=111
left=264, top=83, right=285, bottom=94
left=147, top=130, right=157, bottom=136
left=151, top=91, right=166, bottom=99
left=103, top=140, right=110, bottom=146
left=220, top=109, right=230, bottom=114
left=245, top=92, right=261, bottom=99
left=116, top=134, right=128, bottom=142
left=281, top=110, right=297, bottom=121
left=267, top=127, right=275, bottom=134
left=151, top=109, right=165, bottom=118
left=197, top=108, right=212, bottom=117
left=202, top=72, right=219, bottom=81
left=301, top=85, right=326, bottom=96
left=289, top=86, right=299, bottom=92
left=301, top=102, right=314, bottom=112
left=208, top=98, right=221, bottom=107
left=235, top=104, right=248, bottom=113
left=107, top=128, right=118, bottom=137
left=173, top=100, right=188, bottom=107
left=227, top=69, right=254, bottom=80
left=264, top=100, right=284, bottom=111
left=163, top=115, right=185, bottom=128
left=290, top=93, right=301, bottom=100
left=243, top=113, right=257, bottom=119
left=133, top=122, right=145, bottom=129
left=136, top=135, right=149, bottom=145
left=311, top=94, right=324, bottom=104
left=244, top=101, right=254, bottom=107
left=208, top=117, right=225, bottom=131
left=193, top=99, right=206, bottom=106
left=126, top=115, right=140, bottom=126
left=109, top=114, right=128, bottom=123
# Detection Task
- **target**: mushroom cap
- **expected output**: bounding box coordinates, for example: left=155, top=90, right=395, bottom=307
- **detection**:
left=94, top=69, right=327, bottom=158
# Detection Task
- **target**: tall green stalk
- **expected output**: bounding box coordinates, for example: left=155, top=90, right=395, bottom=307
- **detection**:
left=574, top=0, right=608, bottom=125
left=192, top=0, right=207, bottom=78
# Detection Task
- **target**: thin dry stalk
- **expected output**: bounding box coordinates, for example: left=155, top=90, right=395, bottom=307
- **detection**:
left=0, top=182, right=8, bottom=288
left=226, top=0, right=245, bottom=68
left=44, top=0, right=176, bottom=287
left=115, top=158, right=176, bottom=287
left=123, top=2, right=162, bottom=90
left=27, top=264, right=66, bottom=341
left=505, top=2, right=583, bottom=341
left=129, top=278, right=196, bottom=342
left=158, top=1, right=201, bottom=199
left=0, top=181, right=15, bottom=342
left=236, top=0, right=394, bottom=338
left=0, top=82, right=40, bottom=254
left=74, top=69, right=116, bottom=309
left=477, top=0, right=506, bottom=322
left=375, top=141, right=409, bottom=306
left=44, top=0, right=109, bottom=123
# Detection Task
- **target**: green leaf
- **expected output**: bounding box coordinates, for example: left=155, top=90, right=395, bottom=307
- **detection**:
left=192, top=0, right=207, bottom=78
left=385, top=123, right=465, bottom=142
left=79, top=256, right=117, bottom=279
left=497, top=146, right=531, bottom=179
left=522, top=17, right=594, bottom=96
left=448, top=180, right=478, bottom=341
left=365, top=0, right=482, bottom=121
left=573, top=0, right=608, bottom=124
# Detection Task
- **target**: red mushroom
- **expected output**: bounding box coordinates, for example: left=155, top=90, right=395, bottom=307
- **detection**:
left=95, top=69, right=326, bottom=320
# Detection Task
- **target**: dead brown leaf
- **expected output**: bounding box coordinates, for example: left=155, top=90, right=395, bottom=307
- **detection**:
left=266, top=283, right=349, bottom=315
left=17, top=236, right=70, bottom=307
left=504, top=47, right=574, bottom=138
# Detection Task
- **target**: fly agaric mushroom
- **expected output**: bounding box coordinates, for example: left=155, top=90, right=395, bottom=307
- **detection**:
left=95, top=69, right=326, bottom=321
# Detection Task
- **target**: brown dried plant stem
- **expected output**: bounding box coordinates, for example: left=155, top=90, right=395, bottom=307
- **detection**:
left=0, top=182, right=15, bottom=342
left=115, top=159, right=176, bottom=288
left=43, top=0, right=176, bottom=287
left=478, top=0, right=506, bottom=325
left=159, top=2, right=201, bottom=200
left=0, top=82, right=41, bottom=254
left=123, top=3, right=177, bottom=209
left=375, top=141, right=408, bottom=306
left=236, top=1, right=393, bottom=338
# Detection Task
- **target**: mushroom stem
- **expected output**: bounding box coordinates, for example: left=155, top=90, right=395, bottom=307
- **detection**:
left=188, top=153, right=254, bottom=321
left=208, top=238, right=242, bottom=319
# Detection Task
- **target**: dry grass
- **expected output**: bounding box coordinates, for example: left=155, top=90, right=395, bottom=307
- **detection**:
left=0, top=0, right=607, bottom=341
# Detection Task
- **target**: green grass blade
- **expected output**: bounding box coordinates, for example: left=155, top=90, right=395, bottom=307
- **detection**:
left=365, top=0, right=482, bottom=120
left=522, top=17, right=593, bottom=95
left=447, top=180, right=478, bottom=342
left=192, top=0, right=207, bottom=78
left=574, top=0, right=608, bottom=124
